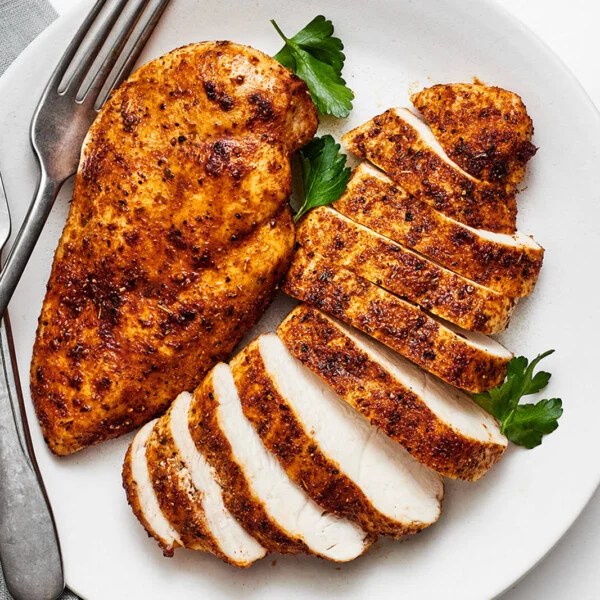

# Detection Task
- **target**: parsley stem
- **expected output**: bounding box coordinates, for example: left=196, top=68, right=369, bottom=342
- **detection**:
left=270, top=19, right=289, bottom=43
left=500, top=410, right=515, bottom=435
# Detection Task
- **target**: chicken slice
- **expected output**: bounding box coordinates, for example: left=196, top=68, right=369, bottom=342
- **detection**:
left=411, top=83, right=536, bottom=188
left=282, top=249, right=512, bottom=393
left=143, top=392, right=266, bottom=566
left=31, top=41, right=316, bottom=456
left=297, top=206, right=515, bottom=333
left=188, top=363, right=373, bottom=561
left=278, top=305, right=508, bottom=481
left=123, top=420, right=181, bottom=556
left=334, top=163, right=544, bottom=298
left=342, top=107, right=516, bottom=233
left=232, top=335, right=443, bottom=537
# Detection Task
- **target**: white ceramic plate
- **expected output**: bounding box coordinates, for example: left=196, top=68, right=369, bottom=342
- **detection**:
left=1, top=1, right=599, bottom=598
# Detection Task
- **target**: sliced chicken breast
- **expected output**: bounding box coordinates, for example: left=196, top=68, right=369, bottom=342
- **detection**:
left=188, top=363, right=372, bottom=561
left=283, top=249, right=512, bottom=393
left=144, top=392, right=266, bottom=566
left=298, top=206, right=515, bottom=333
left=411, top=83, right=536, bottom=188
left=278, top=305, right=508, bottom=481
left=342, top=107, right=516, bottom=233
left=123, top=419, right=181, bottom=557
left=232, top=335, right=443, bottom=537
left=334, top=163, right=544, bottom=298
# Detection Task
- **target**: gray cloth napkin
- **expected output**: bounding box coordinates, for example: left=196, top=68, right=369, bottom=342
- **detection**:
left=0, top=0, right=57, bottom=75
left=0, top=3, right=81, bottom=599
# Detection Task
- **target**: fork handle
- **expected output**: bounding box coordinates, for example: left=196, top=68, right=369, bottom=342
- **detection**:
left=0, top=172, right=60, bottom=317
left=0, top=314, right=64, bottom=600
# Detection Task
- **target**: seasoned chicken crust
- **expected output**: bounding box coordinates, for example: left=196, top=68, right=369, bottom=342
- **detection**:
left=145, top=405, right=222, bottom=555
left=232, top=340, right=441, bottom=537
left=342, top=107, right=517, bottom=233
left=283, top=249, right=512, bottom=393
left=334, top=163, right=544, bottom=298
left=31, top=41, right=317, bottom=455
left=123, top=420, right=181, bottom=557
left=124, top=392, right=267, bottom=566
left=297, top=206, right=516, bottom=333
left=411, top=83, right=536, bottom=188
left=278, top=306, right=507, bottom=481
left=188, top=369, right=308, bottom=555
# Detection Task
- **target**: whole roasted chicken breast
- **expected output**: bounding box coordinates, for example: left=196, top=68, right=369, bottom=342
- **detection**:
left=31, top=41, right=317, bottom=455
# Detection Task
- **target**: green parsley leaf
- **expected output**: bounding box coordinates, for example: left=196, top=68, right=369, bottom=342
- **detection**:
left=295, top=135, right=351, bottom=222
left=291, top=48, right=354, bottom=119
left=271, top=16, right=354, bottom=118
left=473, top=350, right=563, bottom=449
left=273, top=44, right=295, bottom=72
left=275, top=15, right=345, bottom=74
left=503, top=399, right=563, bottom=449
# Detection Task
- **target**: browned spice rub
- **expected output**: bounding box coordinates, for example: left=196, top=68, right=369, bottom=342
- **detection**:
left=334, top=163, right=544, bottom=298
left=144, top=403, right=226, bottom=558
left=231, top=342, right=426, bottom=537
left=278, top=305, right=507, bottom=481
left=122, top=421, right=180, bottom=557
left=187, top=369, right=308, bottom=555
left=31, top=41, right=317, bottom=455
left=297, top=206, right=515, bottom=333
left=342, top=107, right=517, bottom=233
left=411, top=83, right=537, bottom=188
left=282, top=249, right=511, bottom=393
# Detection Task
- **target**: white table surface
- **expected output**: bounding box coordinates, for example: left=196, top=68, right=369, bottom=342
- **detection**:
left=43, top=1, right=600, bottom=598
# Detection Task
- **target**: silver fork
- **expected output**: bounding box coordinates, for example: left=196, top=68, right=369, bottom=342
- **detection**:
left=0, top=0, right=171, bottom=318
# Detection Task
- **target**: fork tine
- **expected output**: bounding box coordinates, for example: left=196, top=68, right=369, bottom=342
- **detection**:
left=45, top=0, right=105, bottom=90
left=95, top=0, right=172, bottom=109
left=62, top=0, right=130, bottom=95
left=78, top=0, right=152, bottom=103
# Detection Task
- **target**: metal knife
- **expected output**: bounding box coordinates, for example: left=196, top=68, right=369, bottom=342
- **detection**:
left=0, top=171, right=64, bottom=600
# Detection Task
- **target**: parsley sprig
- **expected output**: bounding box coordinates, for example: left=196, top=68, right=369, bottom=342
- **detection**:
left=473, top=350, right=563, bottom=449
left=294, top=135, right=351, bottom=222
left=271, top=16, right=354, bottom=118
